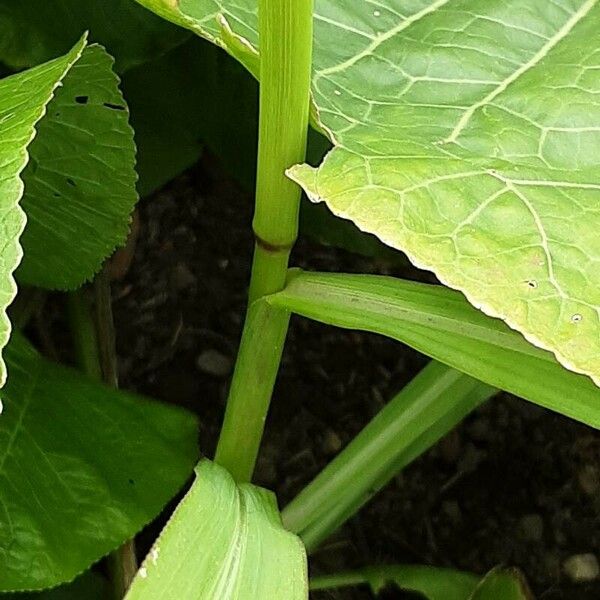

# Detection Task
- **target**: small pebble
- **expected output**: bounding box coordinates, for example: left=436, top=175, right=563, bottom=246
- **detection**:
left=563, top=553, right=599, bottom=583
left=442, top=500, right=462, bottom=525
left=196, top=349, right=232, bottom=377
left=321, top=429, right=343, bottom=455
left=518, top=513, right=544, bottom=542
left=458, top=443, right=486, bottom=473
left=578, top=464, right=600, bottom=496
left=172, top=263, right=196, bottom=290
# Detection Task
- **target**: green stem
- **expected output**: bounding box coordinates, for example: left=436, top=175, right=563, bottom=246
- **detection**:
left=253, top=0, right=313, bottom=251
left=68, top=273, right=138, bottom=597
left=93, top=271, right=119, bottom=386
left=66, top=291, right=101, bottom=380
left=282, top=361, right=496, bottom=552
left=214, top=299, right=290, bottom=482
left=214, top=0, right=313, bottom=481
left=309, top=571, right=368, bottom=591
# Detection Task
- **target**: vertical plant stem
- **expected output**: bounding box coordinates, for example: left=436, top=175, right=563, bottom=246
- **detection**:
left=215, top=299, right=289, bottom=482
left=66, top=290, right=101, bottom=380
left=249, top=0, right=314, bottom=302
left=93, top=270, right=119, bottom=386
left=67, top=270, right=138, bottom=597
left=94, top=271, right=138, bottom=596
left=214, top=0, right=313, bottom=482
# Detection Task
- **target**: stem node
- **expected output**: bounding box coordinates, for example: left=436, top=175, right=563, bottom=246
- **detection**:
left=214, top=0, right=313, bottom=482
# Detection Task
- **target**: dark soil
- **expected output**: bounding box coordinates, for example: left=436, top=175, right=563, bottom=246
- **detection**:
left=112, top=155, right=600, bottom=600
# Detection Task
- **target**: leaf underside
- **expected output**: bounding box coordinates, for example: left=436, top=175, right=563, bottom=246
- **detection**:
left=125, top=459, right=307, bottom=600
left=0, top=334, right=198, bottom=591
left=135, top=0, right=600, bottom=387
left=0, top=0, right=188, bottom=72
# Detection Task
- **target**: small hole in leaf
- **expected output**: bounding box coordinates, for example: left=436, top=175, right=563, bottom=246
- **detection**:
left=66, top=178, right=76, bottom=187
left=103, top=102, right=126, bottom=111
left=571, top=314, right=582, bottom=323
left=527, top=280, right=537, bottom=289
left=75, top=95, right=88, bottom=104
left=128, top=478, right=135, bottom=485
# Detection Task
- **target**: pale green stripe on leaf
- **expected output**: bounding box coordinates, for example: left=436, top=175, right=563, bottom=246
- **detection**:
left=125, top=459, right=307, bottom=600
left=268, top=271, right=600, bottom=429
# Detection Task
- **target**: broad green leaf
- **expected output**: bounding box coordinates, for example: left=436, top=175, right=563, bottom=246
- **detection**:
left=0, top=333, right=198, bottom=591
left=0, top=38, right=86, bottom=387
left=4, top=571, right=110, bottom=600
left=268, top=270, right=600, bottom=428
left=135, top=0, right=600, bottom=387
left=17, top=44, right=138, bottom=289
left=0, top=0, right=188, bottom=72
left=310, top=565, right=530, bottom=600
left=125, top=459, right=307, bottom=600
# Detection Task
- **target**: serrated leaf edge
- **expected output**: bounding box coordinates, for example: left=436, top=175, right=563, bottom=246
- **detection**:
left=0, top=34, right=88, bottom=388
left=286, top=157, right=600, bottom=390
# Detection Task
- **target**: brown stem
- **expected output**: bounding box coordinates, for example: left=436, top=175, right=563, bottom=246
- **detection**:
left=93, top=269, right=138, bottom=596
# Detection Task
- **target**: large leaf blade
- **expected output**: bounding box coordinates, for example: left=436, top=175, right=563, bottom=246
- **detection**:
left=135, top=0, right=600, bottom=386
left=293, top=0, right=600, bottom=387
left=268, top=270, right=600, bottom=428
left=0, top=334, right=198, bottom=591
left=125, top=459, right=307, bottom=600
